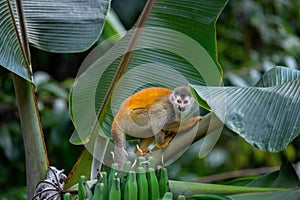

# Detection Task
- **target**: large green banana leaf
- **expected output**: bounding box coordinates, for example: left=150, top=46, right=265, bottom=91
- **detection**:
left=191, top=66, right=300, bottom=152
left=0, top=1, right=31, bottom=81
left=18, top=0, right=109, bottom=53
left=0, top=0, right=110, bottom=81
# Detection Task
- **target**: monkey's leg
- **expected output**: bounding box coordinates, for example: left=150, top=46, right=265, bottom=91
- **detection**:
left=134, top=137, right=155, bottom=155
left=154, top=130, right=174, bottom=149
left=155, top=130, right=177, bottom=149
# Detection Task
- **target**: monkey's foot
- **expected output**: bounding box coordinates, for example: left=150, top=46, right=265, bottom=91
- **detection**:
left=156, top=142, right=169, bottom=149
left=134, top=148, right=152, bottom=156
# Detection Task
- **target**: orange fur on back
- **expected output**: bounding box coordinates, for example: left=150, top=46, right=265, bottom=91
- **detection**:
left=127, top=87, right=172, bottom=110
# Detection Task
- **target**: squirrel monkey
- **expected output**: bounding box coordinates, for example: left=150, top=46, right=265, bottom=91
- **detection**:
left=111, top=86, right=201, bottom=167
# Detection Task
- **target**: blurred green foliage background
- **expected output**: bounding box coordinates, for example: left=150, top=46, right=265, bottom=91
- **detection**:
left=1, top=0, right=300, bottom=198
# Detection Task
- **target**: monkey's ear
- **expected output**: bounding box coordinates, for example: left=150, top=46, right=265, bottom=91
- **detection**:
left=169, top=93, right=175, bottom=103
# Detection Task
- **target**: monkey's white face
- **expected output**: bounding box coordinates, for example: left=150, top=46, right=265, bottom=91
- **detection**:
left=169, top=94, right=194, bottom=113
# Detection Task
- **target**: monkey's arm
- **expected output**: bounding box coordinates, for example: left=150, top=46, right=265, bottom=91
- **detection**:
left=155, top=116, right=202, bottom=149
left=162, top=116, right=202, bottom=135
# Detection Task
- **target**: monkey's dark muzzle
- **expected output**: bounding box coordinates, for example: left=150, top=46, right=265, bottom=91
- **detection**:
left=178, top=106, right=186, bottom=112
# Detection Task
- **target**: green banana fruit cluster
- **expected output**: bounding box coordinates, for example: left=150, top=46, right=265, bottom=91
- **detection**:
left=63, top=156, right=187, bottom=200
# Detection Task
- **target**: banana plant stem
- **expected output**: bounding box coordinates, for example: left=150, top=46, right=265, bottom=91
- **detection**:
left=12, top=74, right=49, bottom=199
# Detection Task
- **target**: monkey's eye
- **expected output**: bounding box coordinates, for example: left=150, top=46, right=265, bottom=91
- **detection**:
left=177, top=99, right=182, bottom=104
left=183, top=100, right=189, bottom=104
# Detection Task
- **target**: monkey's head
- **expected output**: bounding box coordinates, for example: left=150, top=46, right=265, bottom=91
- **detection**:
left=169, top=86, right=194, bottom=114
